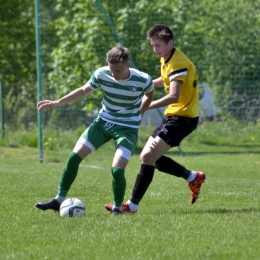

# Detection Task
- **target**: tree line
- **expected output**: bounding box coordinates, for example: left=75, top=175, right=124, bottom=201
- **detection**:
left=1, top=0, right=259, bottom=128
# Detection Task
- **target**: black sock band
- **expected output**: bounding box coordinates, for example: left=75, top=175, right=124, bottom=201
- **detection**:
left=130, top=164, right=155, bottom=205
left=155, top=155, right=189, bottom=179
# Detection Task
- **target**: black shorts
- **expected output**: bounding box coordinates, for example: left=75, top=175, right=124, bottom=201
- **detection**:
left=151, top=116, right=199, bottom=147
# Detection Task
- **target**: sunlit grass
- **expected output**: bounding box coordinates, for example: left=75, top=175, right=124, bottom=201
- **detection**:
left=0, top=145, right=259, bottom=260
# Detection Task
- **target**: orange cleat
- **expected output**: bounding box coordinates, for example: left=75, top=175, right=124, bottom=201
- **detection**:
left=104, top=203, right=137, bottom=214
left=188, top=171, right=205, bottom=204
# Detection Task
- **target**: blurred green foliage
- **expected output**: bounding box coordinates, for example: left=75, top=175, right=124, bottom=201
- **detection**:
left=0, top=0, right=260, bottom=129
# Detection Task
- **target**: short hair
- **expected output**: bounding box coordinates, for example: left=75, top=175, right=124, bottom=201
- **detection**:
left=147, top=24, right=174, bottom=44
left=106, top=46, right=131, bottom=64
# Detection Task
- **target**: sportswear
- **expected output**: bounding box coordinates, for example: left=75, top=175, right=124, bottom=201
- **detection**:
left=88, top=67, right=154, bottom=128
left=161, top=48, right=199, bottom=118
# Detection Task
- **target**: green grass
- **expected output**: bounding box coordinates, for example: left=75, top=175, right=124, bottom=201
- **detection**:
left=1, top=119, right=260, bottom=152
left=1, top=143, right=260, bottom=260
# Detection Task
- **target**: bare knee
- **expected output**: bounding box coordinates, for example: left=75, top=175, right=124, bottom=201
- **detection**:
left=140, top=151, right=154, bottom=165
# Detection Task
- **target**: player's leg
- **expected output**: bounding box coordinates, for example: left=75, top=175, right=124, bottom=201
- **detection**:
left=34, top=141, right=92, bottom=212
left=124, top=135, right=171, bottom=212
left=129, top=118, right=172, bottom=206
left=104, top=135, right=171, bottom=214
left=106, top=125, right=138, bottom=215
left=151, top=116, right=205, bottom=204
left=108, top=120, right=172, bottom=213
left=105, top=116, right=205, bottom=213
left=56, top=140, right=92, bottom=200
left=110, top=146, right=131, bottom=215
left=35, top=118, right=109, bottom=212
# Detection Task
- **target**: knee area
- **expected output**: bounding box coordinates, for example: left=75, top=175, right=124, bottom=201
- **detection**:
left=111, top=167, right=125, bottom=180
left=140, top=152, right=153, bottom=164
left=70, top=152, right=81, bottom=160
left=67, top=152, right=82, bottom=167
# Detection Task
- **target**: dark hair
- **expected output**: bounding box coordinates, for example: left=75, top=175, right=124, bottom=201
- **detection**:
left=106, top=46, right=131, bottom=64
left=147, top=24, right=174, bottom=43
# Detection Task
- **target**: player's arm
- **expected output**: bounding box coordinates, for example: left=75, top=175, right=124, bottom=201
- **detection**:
left=140, top=90, right=154, bottom=116
left=153, top=77, right=163, bottom=87
left=37, top=83, right=94, bottom=110
left=148, top=79, right=181, bottom=109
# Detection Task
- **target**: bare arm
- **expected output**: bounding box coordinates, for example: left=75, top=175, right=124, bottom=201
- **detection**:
left=140, top=90, right=154, bottom=116
left=37, top=83, right=94, bottom=110
left=153, top=77, right=164, bottom=87
left=149, top=79, right=181, bottom=109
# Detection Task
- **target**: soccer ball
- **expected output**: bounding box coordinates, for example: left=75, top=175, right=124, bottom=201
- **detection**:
left=59, top=198, right=86, bottom=217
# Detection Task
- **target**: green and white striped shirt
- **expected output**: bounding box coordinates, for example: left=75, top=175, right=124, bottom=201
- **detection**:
left=88, top=66, right=154, bottom=128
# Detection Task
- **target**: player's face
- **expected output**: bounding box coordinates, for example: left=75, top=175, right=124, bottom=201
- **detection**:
left=150, top=38, right=173, bottom=60
left=108, top=62, right=130, bottom=80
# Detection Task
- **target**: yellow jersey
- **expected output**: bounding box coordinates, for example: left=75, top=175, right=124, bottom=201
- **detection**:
left=161, top=48, right=199, bottom=118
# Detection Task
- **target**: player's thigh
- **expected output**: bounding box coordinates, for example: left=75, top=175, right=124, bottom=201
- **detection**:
left=111, top=126, right=138, bottom=168
left=73, top=141, right=92, bottom=159
left=113, top=126, right=138, bottom=155
left=140, top=136, right=171, bottom=165
left=154, top=116, right=198, bottom=147
left=81, top=118, right=111, bottom=149
left=112, top=152, right=129, bottom=169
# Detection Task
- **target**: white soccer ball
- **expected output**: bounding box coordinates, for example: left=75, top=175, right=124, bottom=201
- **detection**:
left=59, top=198, right=86, bottom=217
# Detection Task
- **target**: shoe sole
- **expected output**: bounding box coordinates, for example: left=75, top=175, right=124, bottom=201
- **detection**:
left=34, top=204, right=59, bottom=212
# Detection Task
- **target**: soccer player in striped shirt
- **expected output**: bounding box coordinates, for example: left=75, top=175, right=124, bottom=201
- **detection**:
left=105, top=24, right=206, bottom=214
left=35, top=46, right=154, bottom=215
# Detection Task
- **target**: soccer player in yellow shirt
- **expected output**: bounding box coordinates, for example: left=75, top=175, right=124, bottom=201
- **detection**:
left=105, top=24, right=205, bottom=214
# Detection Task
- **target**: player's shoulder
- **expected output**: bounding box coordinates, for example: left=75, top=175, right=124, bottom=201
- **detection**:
left=95, top=66, right=109, bottom=74
left=129, top=68, right=151, bottom=80
left=92, top=66, right=111, bottom=79
left=166, top=48, right=193, bottom=69
left=173, top=48, right=192, bottom=63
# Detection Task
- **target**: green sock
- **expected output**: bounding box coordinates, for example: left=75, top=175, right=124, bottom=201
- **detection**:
left=111, top=167, right=126, bottom=208
left=58, top=152, right=82, bottom=197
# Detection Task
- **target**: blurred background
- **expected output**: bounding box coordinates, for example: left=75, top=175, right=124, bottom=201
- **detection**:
left=0, top=0, right=259, bottom=154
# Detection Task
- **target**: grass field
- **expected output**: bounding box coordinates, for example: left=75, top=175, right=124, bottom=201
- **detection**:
left=1, top=141, right=260, bottom=260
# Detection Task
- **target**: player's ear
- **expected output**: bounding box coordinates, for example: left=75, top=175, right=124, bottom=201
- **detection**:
left=168, top=39, right=174, bottom=46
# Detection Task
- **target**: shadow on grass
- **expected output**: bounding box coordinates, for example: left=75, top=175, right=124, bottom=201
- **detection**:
left=179, top=207, right=259, bottom=214
left=133, top=149, right=260, bottom=156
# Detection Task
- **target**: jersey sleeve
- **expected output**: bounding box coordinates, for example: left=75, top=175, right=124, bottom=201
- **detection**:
left=144, top=75, right=154, bottom=93
left=87, top=69, right=101, bottom=90
left=168, top=63, right=188, bottom=82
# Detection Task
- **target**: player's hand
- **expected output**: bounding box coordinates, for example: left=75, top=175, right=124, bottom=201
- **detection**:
left=37, top=100, right=58, bottom=110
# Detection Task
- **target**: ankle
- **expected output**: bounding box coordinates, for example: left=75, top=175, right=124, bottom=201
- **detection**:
left=112, top=205, right=122, bottom=211
left=55, top=196, right=65, bottom=204
left=127, top=200, right=138, bottom=212
left=187, top=171, right=196, bottom=182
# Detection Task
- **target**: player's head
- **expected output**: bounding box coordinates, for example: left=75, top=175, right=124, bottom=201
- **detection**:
left=106, top=46, right=131, bottom=80
left=147, top=24, right=174, bottom=43
left=147, top=24, right=174, bottom=59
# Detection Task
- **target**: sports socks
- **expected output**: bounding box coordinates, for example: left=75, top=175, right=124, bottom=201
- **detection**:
left=55, top=195, right=64, bottom=205
left=187, top=171, right=196, bottom=182
left=57, top=152, right=82, bottom=197
left=127, top=200, right=138, bottom=212
left=155, top=155, right=193, bottom=180
left=130, top=164, right=155, bottom=205
left=111, top=167, right=126, bottom=208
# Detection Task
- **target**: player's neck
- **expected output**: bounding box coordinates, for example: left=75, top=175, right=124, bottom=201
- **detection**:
left=121, top=69, right=130, bottom=80
left=163, top=48, right=175, bottom=63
